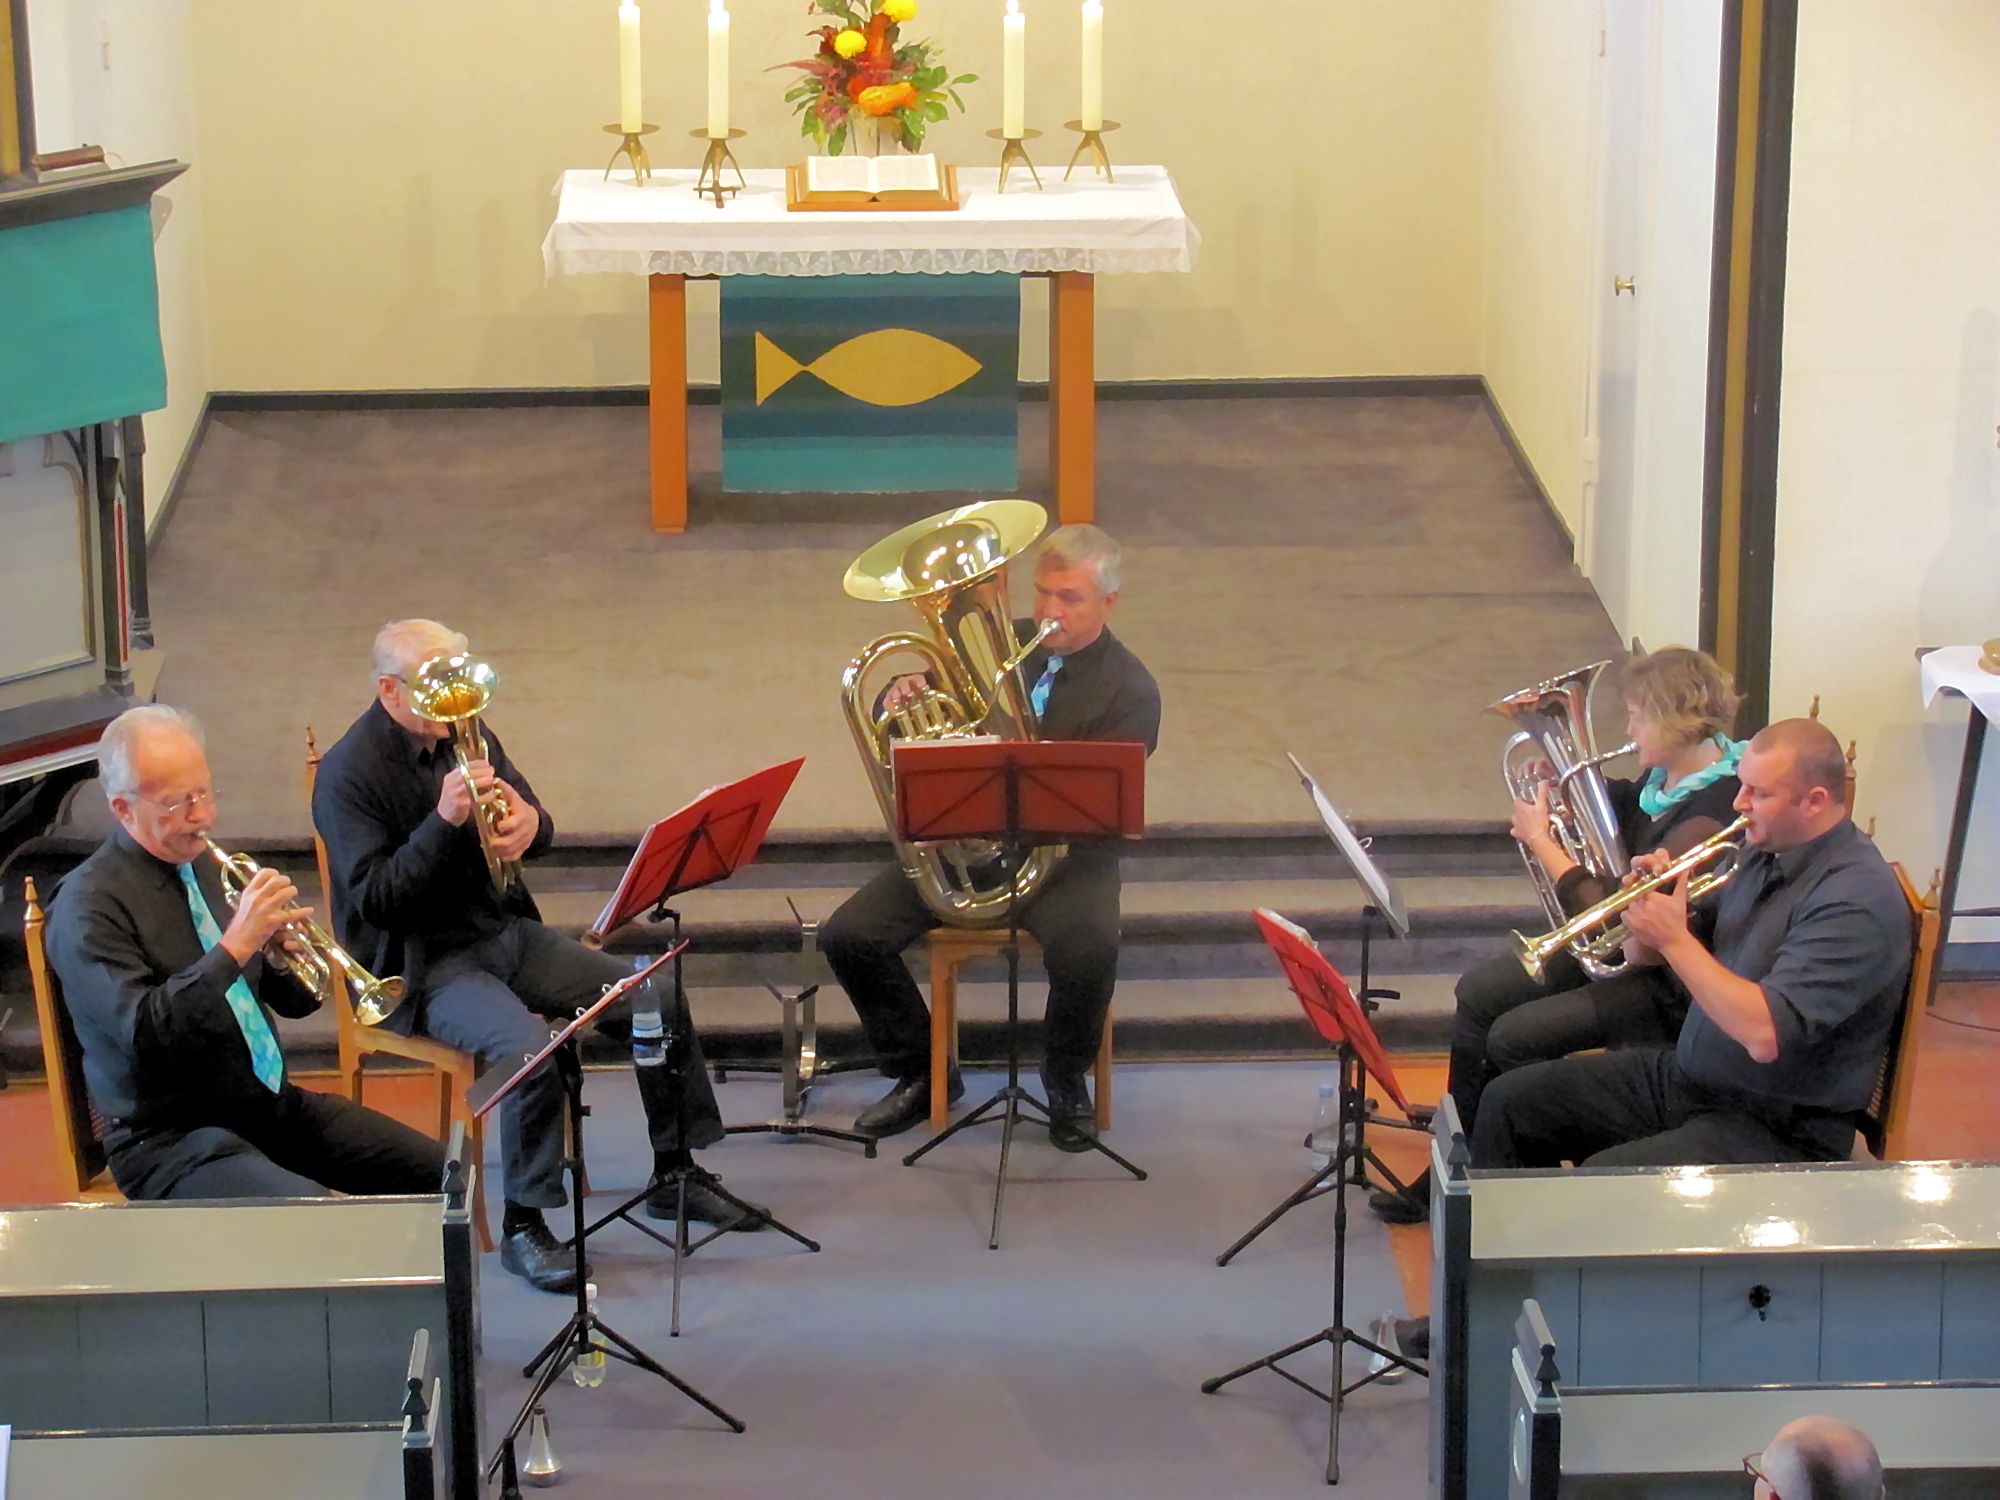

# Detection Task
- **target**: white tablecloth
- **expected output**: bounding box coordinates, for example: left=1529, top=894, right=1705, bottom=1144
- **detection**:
left=542, top=164, right=1199, bottom=279
left=1920, top=645, right=2000, bottom=722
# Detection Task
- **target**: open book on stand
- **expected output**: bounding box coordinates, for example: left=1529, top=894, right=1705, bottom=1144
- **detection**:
left=787, top=153, right=960, bottom=211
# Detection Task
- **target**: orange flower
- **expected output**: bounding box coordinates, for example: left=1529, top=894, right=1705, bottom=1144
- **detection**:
left=855, top=81, right=917, bottom=117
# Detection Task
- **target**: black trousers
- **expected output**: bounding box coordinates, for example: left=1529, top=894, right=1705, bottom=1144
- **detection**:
left=108, top=1086, right=446, bottom=1200
left=418, top=917, right=722, bottom=1209
left=821, top=847, right=1121, bottom=1082
left=1446, top=950, right=1687, bottom=1133
left=1471, top=1046, right=1858, bottom=1168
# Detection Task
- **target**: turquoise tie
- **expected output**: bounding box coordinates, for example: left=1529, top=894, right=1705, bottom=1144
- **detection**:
left=1030, top=655, right=1063, bottom=717
left=177, top=862, right=285, bottom=1092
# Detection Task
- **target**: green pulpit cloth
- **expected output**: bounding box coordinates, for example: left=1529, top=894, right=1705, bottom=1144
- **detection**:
left=0, top=203, right=167, bottom=445
left=720, top=273, right=1019, bottom=494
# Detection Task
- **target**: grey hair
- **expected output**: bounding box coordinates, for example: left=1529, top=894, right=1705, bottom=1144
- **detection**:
left=99, top=704, right=205, bottom=800
left=1038, top=523, right=1123, bottom=594
left=372, top=618, right=467, bottom=679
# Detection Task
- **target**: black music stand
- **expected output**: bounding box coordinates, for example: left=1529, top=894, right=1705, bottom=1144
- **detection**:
left=579, top=758, right=819, bottom=1336
left=1201, top=910, right=1427, bottom=1485
left=895, top=738, right=1149, bottom=1248
left=473, top=948, right=744, bottom=1483
left=1215, top=753, right=1421, bottom=1265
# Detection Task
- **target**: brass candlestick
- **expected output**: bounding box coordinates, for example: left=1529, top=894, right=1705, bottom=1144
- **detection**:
left=1062, top=119, right=1120, bottom=182
left=602, top=123, right=660, bottom=186
left=987, top=127, right=1043, bottom=194
left=691, top=127, right=748, bottom=209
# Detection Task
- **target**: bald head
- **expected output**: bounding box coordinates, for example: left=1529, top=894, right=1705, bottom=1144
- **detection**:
left=1759, top=1416, right=1883, bottom=1500
left=1749, top=718, right=1849, bottom=802
left=100, top=705, right=218, bottom=865
left=1733, top=717, right=1852, bottom=852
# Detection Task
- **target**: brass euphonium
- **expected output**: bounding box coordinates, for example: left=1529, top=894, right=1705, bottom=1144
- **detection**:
left=1511, top=816, right=1749, bottom=982
left=1490, top=659, right=1639, bottom=980
left=406, top=652, right=521, bottom=893
left=202, top=837, right=407, bottom=1026
left=841, top=499, right=1066, bottom=928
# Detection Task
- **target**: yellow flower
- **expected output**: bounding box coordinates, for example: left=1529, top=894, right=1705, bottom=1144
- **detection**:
left=883, top=0, right=917, bottom=21
left=833, top=28, right=867, bottom=58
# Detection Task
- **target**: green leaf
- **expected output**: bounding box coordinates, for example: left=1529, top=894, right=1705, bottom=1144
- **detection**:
left=923, top=99, right=948, bottom=121
left=829, top=121, right=849, bottom=156
left=952, top=73, right=979, bottom=84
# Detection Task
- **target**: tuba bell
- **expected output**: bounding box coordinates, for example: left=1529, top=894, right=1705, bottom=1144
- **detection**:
left=202, top=837, right=406, bottom=1026
left=406, top=652, right=522, bottom=894
left=841, top=499, right=1066, bottom=928
left=1489, top=659, right=1638, bottom=980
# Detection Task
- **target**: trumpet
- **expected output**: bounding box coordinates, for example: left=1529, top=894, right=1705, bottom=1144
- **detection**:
left=1510, top=816, right=1750, bottom=983
left=405, top=652, right=520, bottom=893
left=203, top=838, right=406, bottom=1027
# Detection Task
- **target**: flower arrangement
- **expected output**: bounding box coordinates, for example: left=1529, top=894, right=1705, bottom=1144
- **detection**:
left=778, top=0, right=976, bottom=154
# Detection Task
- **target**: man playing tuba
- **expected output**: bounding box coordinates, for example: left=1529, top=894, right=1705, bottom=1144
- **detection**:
left=313, top=619, right=767, bottom=1294
left=824, top=525, right=1161, bottom=1149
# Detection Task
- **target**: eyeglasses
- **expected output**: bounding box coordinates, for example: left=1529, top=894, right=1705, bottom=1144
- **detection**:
left=1742, top=1453, right=1779, bottom=1498
left=139, top=787, right=218, bottom=820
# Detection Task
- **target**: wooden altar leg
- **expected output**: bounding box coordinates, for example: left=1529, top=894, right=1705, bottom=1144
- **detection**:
left=648, top=272, right=689, bottom=534
left=1049, top=270, right=1096, bottom=524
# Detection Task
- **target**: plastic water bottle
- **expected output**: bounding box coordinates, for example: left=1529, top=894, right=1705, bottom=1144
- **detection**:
left=631, top=960, right=667, bottom=1069
left=1306, top=1079, right=1340, bottom=1157
left=572, top=1283, right=607, bottom=1387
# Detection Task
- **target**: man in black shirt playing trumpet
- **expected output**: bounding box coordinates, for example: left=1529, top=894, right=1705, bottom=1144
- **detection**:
left=45, top=706, right=444, bottom=1200
left=313, top=619, right=763, bottom=1294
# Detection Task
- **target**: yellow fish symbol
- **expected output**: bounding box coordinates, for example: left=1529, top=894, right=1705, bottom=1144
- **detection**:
left=754, top=328, right=983, bottom=407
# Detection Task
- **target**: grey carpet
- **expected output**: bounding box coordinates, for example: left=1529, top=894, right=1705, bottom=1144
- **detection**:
left=474, top=1060, right=1426, bottom=1499
left=140, top=394, right=1616, bottom=841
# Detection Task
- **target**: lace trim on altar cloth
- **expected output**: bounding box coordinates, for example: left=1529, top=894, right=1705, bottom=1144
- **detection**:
left=543, top=239, right=1200, bottom=280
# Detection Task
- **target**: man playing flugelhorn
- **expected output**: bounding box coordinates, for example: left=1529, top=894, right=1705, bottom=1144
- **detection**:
left=45, top=706, right=444, bottom=1199
left=313, top=619, right=766, bottom=1295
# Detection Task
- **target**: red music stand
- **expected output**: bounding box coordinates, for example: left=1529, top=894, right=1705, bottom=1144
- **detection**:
left=470, top=942, right=744, bottom=1484
left=892, top=738, right=1149, bottom=1248
left=1201, top=909, right=1427, bottom=1485
left=578, top=757, right=820, bottom=1336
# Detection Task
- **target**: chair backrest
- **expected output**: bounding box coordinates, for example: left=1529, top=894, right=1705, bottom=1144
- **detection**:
left=23, top=875, right=115, bottom=1196
left=1858, top=863, right=1940, bottom=1160
left=1806, top=695, right=1860, bottom=811
left=305, top=727, right=366, bottom=1058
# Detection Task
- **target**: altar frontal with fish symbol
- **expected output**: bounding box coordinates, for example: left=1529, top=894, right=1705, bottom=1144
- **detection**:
left=720, top=273, right=1019, bottom=494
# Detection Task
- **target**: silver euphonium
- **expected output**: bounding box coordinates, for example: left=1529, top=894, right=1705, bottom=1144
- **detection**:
left=1489, top=660, right=1638, bottom=980
left=841, top=499, right=1066, bottom=928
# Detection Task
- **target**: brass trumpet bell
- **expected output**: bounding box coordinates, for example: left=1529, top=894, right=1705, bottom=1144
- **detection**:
left=406, top=651, right=520, bottom=893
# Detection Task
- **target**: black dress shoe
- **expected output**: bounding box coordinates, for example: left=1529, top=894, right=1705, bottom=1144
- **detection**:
left=854, top=1067, right=964, bottom=1139
left=644, top=1172, right=772, bottom=1232
left=1368, top=1168, right=1433, bottom=1226
left=1040, top=1066, right=1099, bottom=1153
left=500, top=1221, right=581, bottom=1295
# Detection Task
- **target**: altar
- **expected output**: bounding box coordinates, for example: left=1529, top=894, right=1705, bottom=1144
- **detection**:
left=542, top=163, right=1198, bottom=532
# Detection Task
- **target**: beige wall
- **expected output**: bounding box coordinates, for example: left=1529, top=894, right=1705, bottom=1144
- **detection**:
left=1772, top=0, right=2000, bottom=935
left=1479, top=0, right=1597, bottom=539
left=188, top=0, right=1488, bottom=391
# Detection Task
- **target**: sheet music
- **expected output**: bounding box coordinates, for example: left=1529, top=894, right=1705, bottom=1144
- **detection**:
left=1285, top=752, right=1411, bottom=939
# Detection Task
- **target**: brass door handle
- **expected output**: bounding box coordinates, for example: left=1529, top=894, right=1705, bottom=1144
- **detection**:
left=1614, top=276, right=1635, bottom=296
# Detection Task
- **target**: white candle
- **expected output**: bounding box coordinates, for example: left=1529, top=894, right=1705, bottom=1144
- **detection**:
left=1003, top=0, right=1025, bottom=139
left=707, top=0, right=730, bottom=138
left=618, top=3, right=642, bottom=133
left=1080, top=0, right=1103, bottom=131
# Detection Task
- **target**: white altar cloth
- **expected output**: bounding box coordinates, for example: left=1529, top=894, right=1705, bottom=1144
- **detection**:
left=1920, top=644, right=2000, bottom=723
left=542, top=164, right=1199, bottom=279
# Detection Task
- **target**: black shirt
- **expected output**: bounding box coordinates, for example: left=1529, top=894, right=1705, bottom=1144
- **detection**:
left=1554, top=773, right=1741, bottom=918
left=1676, top=818, right=1911, bottom=1112
left=312, top=700, right=556, bottom=995
left=1016, top=623, right=1162, bottom=753
left=43, top=829, right=313, bottom=1128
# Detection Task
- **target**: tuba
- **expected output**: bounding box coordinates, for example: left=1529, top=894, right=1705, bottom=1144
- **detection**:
left=1512, top=816, right=1748, bottom=982
left=203, top=837, right=406, bottom=1026
left=406, top=652, right=521, bottom=893
left=841, top=499, right=1066, bottom=928
left=1490, top=659, right=1638, bottom=980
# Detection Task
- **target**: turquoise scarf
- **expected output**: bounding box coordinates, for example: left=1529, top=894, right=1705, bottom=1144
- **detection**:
left=1638, top=736, right=1745, bottom=817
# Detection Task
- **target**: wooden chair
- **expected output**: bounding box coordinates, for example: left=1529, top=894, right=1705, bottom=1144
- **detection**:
left=1807, top=695, right=1860, bottom=811
left=23, top=876, right=123, bottom=1200
left=926, top=927, right=1114, bottom=1132
left=1858, top=863, right=1943, bottom=1162
left=306, top=728, right=492, bottom=1249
